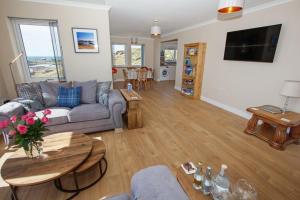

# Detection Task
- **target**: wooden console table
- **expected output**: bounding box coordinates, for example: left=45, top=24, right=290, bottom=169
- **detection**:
left=245, top=106, right=300, bottom=150
left=120, top=89, right=143, bottom=129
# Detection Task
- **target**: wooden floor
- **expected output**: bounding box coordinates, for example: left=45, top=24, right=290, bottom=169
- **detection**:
left=1, top=81, right=300, bottom=200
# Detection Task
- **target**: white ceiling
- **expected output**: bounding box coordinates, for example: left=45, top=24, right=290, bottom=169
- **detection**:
left=67, top=0, right=280, bottom=37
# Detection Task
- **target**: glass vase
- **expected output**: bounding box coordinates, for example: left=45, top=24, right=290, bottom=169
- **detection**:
left=24, top=141, right=43, bottom=158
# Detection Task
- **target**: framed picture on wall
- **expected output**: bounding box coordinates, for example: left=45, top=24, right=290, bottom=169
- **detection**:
left=72, top=28, right=99, bottom=53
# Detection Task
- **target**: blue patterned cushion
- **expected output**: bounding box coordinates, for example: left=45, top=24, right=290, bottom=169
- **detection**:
left=57, top=86, right=81, bottom=108
left=96, top=82, right=111, bottom=106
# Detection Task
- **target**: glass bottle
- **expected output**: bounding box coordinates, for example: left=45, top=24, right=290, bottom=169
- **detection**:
left=202, top=166, right=213, bottom=195
left=193, top=162, right=203, bottom=190
left=212, top=164, right=230, bottom=200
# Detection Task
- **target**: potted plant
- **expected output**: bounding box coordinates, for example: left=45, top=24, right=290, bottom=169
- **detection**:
left=0, top=109, right=51, bottom=158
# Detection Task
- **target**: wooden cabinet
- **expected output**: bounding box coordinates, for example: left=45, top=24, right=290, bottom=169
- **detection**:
left=181, top=43, right=206, bottom=99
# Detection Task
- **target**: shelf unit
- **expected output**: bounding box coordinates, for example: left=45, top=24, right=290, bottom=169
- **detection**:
left=181, top=42, right=207, bottom=99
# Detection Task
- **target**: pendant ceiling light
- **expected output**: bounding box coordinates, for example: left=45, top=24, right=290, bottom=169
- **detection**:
left=218, top=0, right=244, bottom=14
left=150, top=20, right=161, bottom=37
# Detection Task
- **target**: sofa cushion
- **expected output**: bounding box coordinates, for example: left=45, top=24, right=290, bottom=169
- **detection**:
left=40, top=81, right=71, bottom=107
left=96, top=81, right=111, bottom=106
left=57, top=86, right=81, bottom=108
left=131, top=165, right=189, bottom=200
left=36, top=107, right=70, bottom=126
left=0, top=102, right=24, bottom=117
left=74, top=80, right=97, bottom=104
left=13, top=98, right=44, bottom=112
left=68, top=104, right=110, bottom=123
left=16, top=83, right=45, bottom=106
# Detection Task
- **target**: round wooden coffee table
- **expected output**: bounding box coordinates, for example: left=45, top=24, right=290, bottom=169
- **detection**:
left=54, top=137, right=107, bottom=194
left=1, top=132, right=93, bottom=200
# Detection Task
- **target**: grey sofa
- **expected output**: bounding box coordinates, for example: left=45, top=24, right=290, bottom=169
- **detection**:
left=105, top=165, right=189, bottom=200
left=0, top=89, right=126, bottom=135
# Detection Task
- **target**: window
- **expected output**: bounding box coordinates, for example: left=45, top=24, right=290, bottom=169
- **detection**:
left=11, top=18, right=66, bottom=82
left=111, top=44, right=145, bottom=67
left=112, top=44, right=126, bottom=66
left=164, top=49, right=177, bottom=63
left=131, top=44, right=144, bottom=67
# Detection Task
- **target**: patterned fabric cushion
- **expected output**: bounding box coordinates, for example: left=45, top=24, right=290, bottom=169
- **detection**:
left=96, top=81, right=111, bottom=106
left=16, top=83, right=44, bottom=106
left=57, top=86, right=81, bottom=108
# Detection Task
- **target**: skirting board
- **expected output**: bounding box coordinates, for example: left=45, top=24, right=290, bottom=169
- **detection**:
left=175, top=86, right=181, bottom=91
left=174, top=86, right=250, bottom=119
left=176, top=86, right=252, bottom=119
left=201, top=96, right=251, bottom=119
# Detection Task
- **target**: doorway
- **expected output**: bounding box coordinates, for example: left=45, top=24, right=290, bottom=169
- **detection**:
left=159, top=39, right=178, bottom=87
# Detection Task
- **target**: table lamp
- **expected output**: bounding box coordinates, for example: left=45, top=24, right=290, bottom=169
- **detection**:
left=280, top=80, right=300, bottom=113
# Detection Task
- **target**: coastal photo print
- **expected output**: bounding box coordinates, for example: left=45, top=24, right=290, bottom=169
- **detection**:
left=72, top=28, right=99, bottom=53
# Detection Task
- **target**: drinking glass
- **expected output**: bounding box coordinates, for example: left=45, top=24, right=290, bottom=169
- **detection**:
left=232, top=179, right=257, bottom=200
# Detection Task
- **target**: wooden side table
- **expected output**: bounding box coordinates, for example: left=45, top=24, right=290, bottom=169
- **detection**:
left=245, top=106, right=300, bottom=150
left=120, top=89, right=143, bottom=129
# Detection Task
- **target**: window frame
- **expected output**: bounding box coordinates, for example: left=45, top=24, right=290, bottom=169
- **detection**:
left=164, top=49, right=177, bottom=64
left=130, top=44, right=145, bottom=67
left=11, top=18, right=66, bottom=82
left=111, top=43, right=128, bottom=67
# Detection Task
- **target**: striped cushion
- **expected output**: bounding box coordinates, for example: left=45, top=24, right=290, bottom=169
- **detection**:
left=16, top=83, right=44, bottom=106
left=57, top=86, right=81, bottom=108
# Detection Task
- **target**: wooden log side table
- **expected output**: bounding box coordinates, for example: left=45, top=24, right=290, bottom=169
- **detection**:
left=245, top=106, right=300, bottom=150
left=1, top=132, right=93, bottom=200
left=120, top=89, right=143, bottom=129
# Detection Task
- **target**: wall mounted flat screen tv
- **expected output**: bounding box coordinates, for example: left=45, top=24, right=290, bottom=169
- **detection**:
left=224, top=24, right=282, bottom=63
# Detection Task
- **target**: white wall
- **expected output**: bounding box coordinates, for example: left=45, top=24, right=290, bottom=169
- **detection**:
left=157, top=0, right=300, bottom=115
left=0, top=73, right=8, bottom=103
left=110, top=36, right=154, bottom=81
left=0, top=0, right=112, bottom=98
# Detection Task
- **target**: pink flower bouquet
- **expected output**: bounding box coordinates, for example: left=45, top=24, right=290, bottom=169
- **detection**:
left=0, top=109, right=51, bottom=158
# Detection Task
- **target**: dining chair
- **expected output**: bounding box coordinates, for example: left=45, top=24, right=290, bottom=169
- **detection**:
left=137, top=68, right=148, bottom=90
left=147, top=68, right=154, bottom=88
left=122, top=69, right=130, bottom=88
left=123, top=68, right=139, bottom=89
